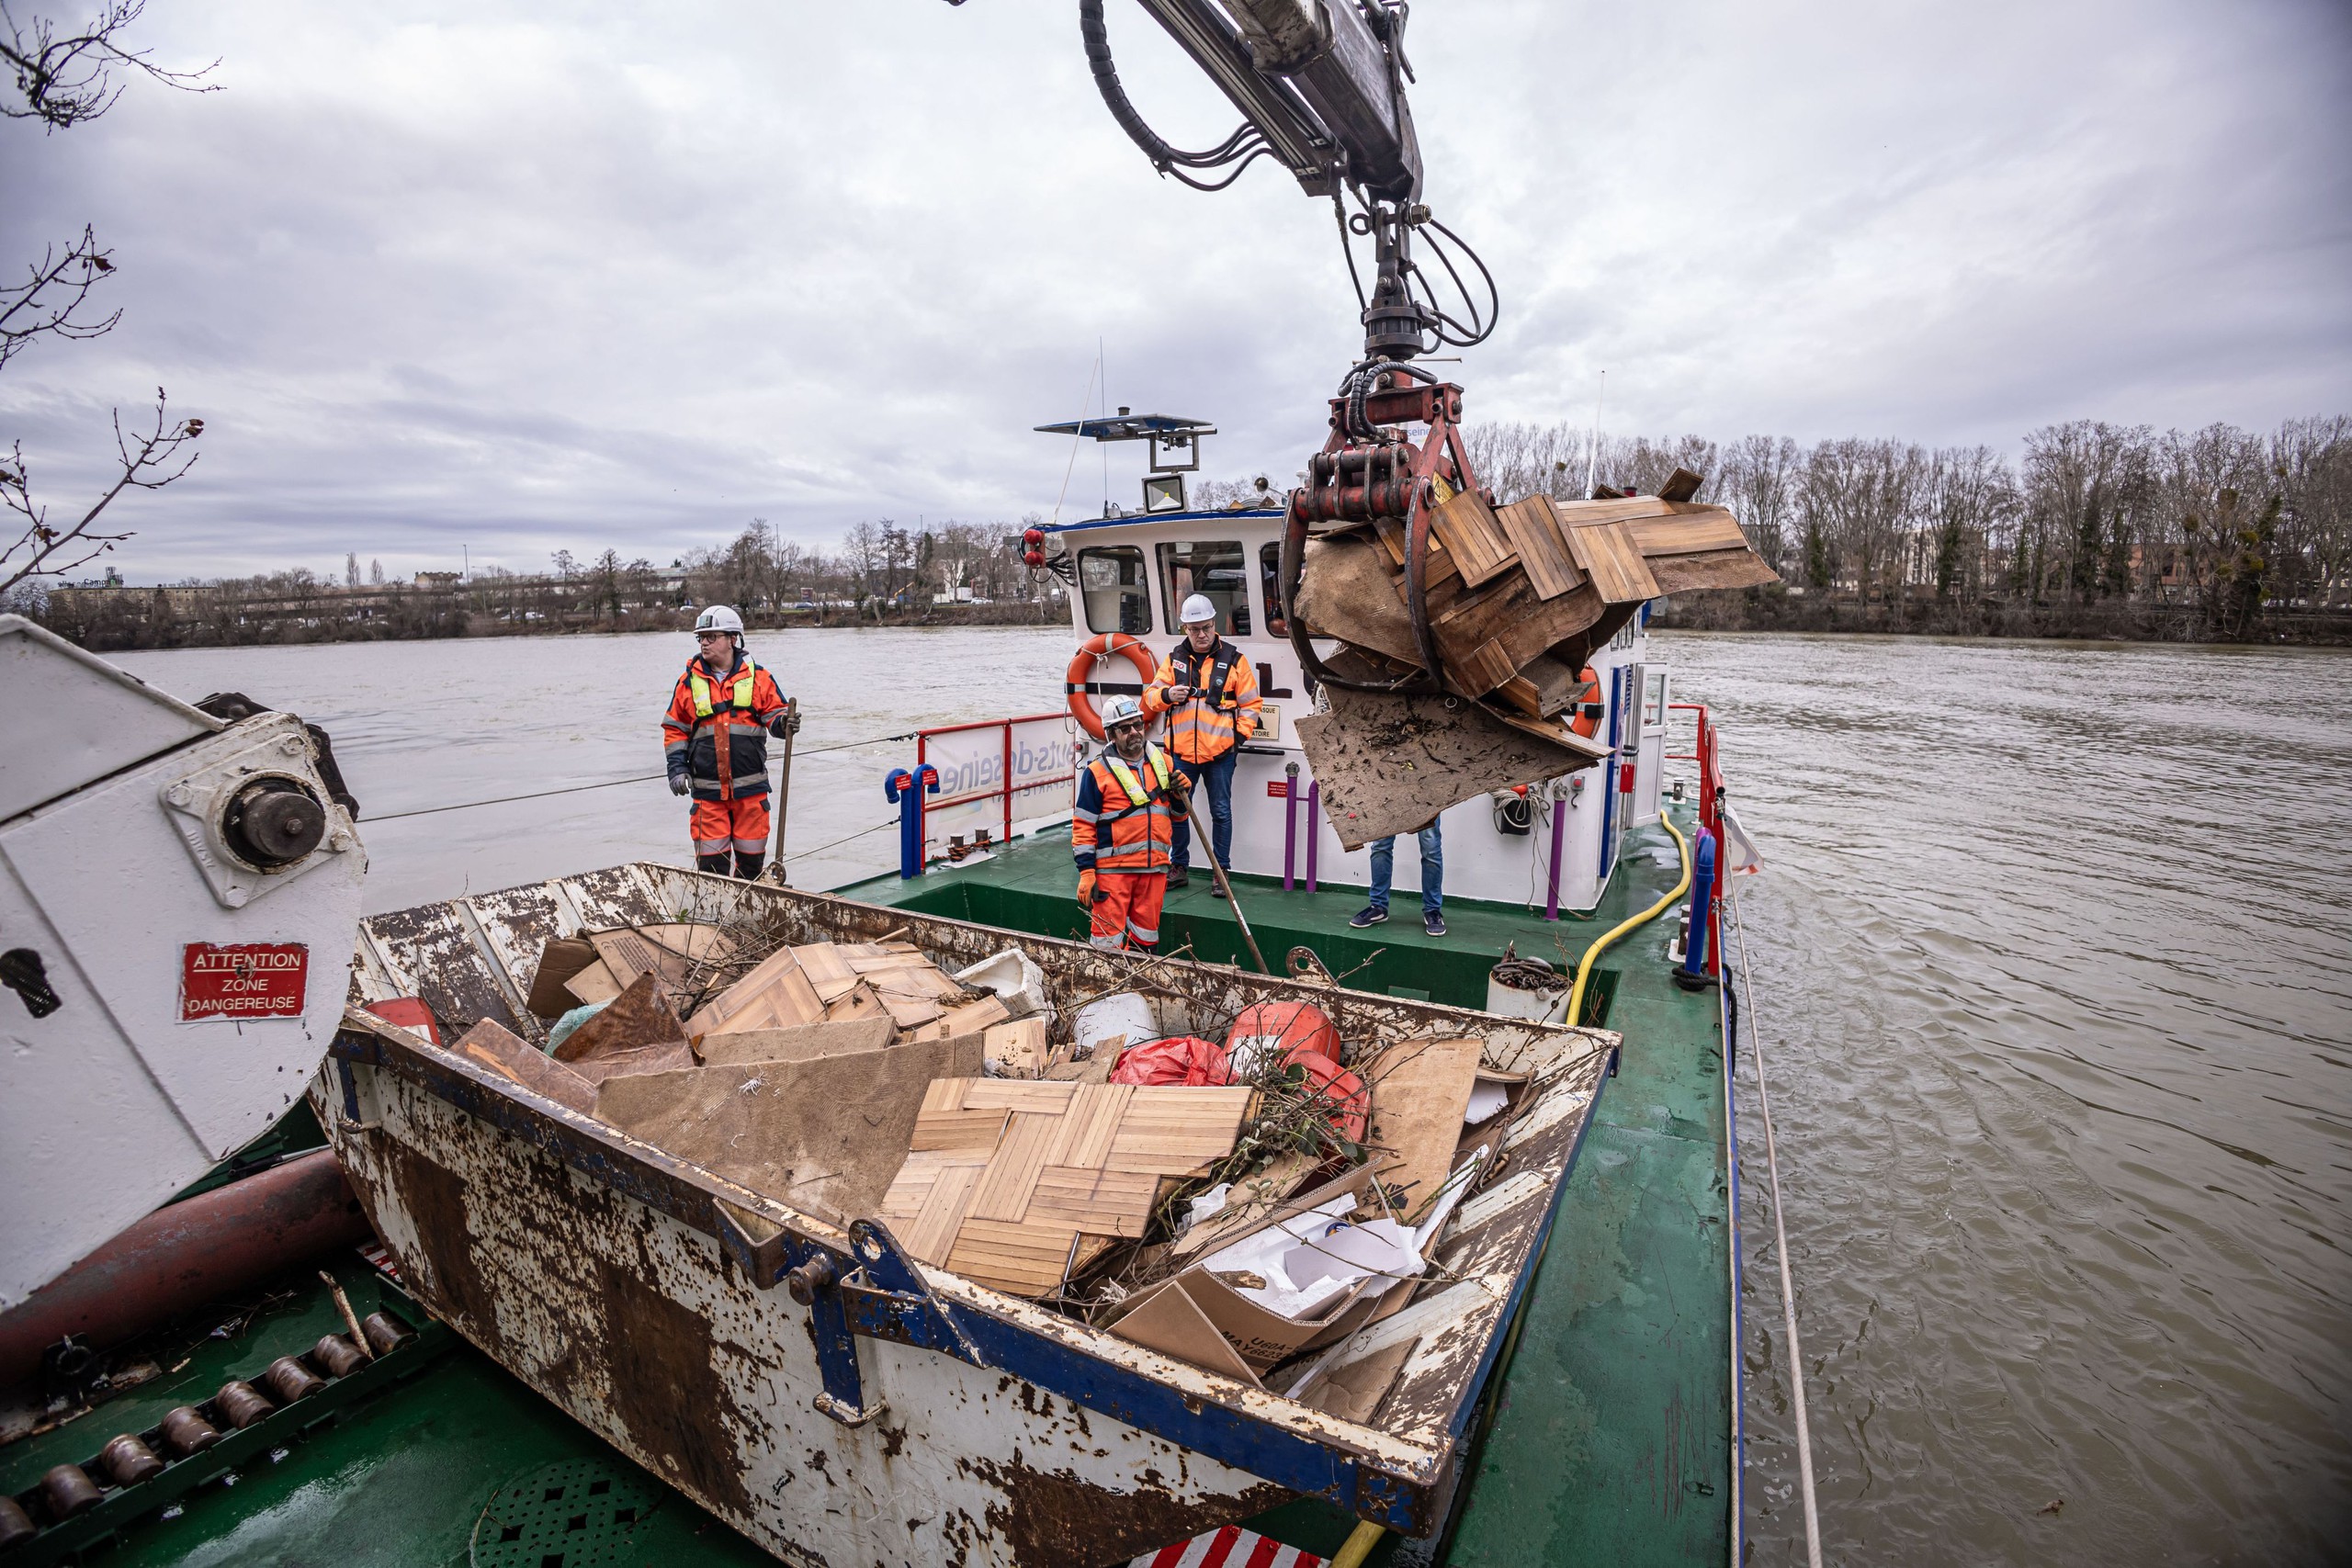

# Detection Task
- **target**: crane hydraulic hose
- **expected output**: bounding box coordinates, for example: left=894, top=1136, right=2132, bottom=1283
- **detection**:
left=1567, top=813, right=1693, bottom=1027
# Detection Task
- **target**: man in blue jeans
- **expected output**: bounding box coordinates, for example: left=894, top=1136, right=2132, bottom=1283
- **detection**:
left=1351, top=818, right=1445, bottom=936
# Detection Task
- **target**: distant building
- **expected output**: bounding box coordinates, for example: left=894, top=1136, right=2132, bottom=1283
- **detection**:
left=414, top=570, right=463, bottom=590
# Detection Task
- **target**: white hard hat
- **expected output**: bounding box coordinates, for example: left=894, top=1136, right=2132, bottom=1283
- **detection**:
left=695, top=604, right=744, bottom=636
left=1179, top=593, right=1216, bottom=626
left=1102, top=694, right=1146, bottom=729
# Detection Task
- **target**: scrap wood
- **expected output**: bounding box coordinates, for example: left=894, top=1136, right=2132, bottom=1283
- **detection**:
left=823, top=982, right=889, bottom=1023
left=562, top=958, right=622, bottom=1008
left=985, top=1016, right=1049, bottom=1077
left=587, top=923, right=735, bottom=995
left=695, top=1015, right=896, bottom=1067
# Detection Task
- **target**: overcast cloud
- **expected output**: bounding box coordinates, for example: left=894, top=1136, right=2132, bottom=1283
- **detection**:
left=3, top=0, right=2347, bottom=583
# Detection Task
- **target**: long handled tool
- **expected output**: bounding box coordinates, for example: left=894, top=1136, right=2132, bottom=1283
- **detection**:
left=1171, top=771, right=1269, bottom=975
left=766, top=697, right=798, bottom=886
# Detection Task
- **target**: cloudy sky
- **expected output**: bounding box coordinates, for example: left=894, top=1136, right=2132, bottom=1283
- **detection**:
left=5, top=0, right=2347, bottom=584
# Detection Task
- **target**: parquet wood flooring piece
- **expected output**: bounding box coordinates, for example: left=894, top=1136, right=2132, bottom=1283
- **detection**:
left=1429, top=488, right=1516, bottom=588
left=901, top=1157, right=987, bottom=1264
left=1495, top=496, right=1583, bottom=600
left=914, top=995, right=1010, bottom=1042
left=1027, top=1167, right=1159, bottom=1237
left=879, top=990, right=944, bottom=1030
left=1104, top=1087, right=1255, bottom=1176
left=690, top=945, right=823, bottom=1036
left=822, top=983, right=888, bottom=1023
left=961, top=1079, right=1080, bottom=1112
left=587, top=924, right=733, bottom=993
left=967, top=1111, right=1064, bottom=1222
left=1561, top=519, right=1661, bottom=604
left=909, top=1108, right=1012, bottom=1152
left=886, top=1079, right=1250, bottom=1294
left=945, top=1219, right=1080, bottom=1297
left=1046, top=1083, right=1133, bottom=1168
left=792, top=944, right=860, bottom=1002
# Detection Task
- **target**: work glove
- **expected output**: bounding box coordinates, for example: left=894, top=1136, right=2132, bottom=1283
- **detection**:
left=1078, top=869, right=1099, bottom=907
left=669, top=773, right=691, bottom=797
left=771, top=709, right=800, bottom=738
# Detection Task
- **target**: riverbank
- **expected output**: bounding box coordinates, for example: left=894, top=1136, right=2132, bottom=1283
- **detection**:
left=1651, top=585, right=2352, bottom=644
left=35, top=596, right=1063, bottom=653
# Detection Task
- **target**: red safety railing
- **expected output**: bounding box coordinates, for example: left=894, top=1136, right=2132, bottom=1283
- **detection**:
left=915, top=712, right=1077, bottom=850
left=1668, top=701, right=1726, bottom=976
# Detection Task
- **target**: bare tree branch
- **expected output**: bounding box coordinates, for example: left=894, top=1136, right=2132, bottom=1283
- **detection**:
left=2, top=0, right=217, bottom=130
left=0, top=224, right=119, bottom=370
left=0, top=387, right=200, bottom=595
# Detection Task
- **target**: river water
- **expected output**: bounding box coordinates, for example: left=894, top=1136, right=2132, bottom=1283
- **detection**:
left=113, top=629, right=2352, bottom=1564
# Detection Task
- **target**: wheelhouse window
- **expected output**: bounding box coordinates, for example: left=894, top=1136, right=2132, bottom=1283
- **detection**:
left=1258, top=542, right=1289, bottom=638
left=1078, top=546, right=1153, bottom=635
left=1157, top=540, right=1250, bottom=637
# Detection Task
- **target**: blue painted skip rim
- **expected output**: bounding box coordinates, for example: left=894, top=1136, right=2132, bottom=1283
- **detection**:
left=327, top=1012, right=1612, bottom=1537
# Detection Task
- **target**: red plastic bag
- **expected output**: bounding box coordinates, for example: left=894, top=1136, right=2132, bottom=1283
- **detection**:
left=1225, top=1001, right=1340, bottom=1073
left=1109, top=1035, right=1235, bottom=1088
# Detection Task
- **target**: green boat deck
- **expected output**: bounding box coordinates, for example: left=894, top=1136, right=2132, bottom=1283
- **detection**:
left=3, top=808, right=1733, bottom=1567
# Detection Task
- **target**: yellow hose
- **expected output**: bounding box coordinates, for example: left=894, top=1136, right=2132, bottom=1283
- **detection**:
left=1320, top=818, right=1693, bottom=1568
left=1331, top=1519, right=1386, bottom=1568
left=1566, top=813, right=1692, bottom=1028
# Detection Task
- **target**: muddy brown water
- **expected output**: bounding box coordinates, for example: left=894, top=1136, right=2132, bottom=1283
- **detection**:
left=115, top=628, right=2352, bottom=1563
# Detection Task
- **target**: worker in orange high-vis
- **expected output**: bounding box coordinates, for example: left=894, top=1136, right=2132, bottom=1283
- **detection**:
left=1142, top=593, right=1261, bottom=897
left=1071, top=695, right=1188, bottom=951
left=661, top=605, right=797, bottom=879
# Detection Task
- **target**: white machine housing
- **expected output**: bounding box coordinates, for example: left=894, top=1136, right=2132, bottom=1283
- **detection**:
left=0, top=617, right=368, bottom=1310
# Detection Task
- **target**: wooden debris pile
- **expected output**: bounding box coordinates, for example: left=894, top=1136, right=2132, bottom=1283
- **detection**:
left=1291, top=471, right=1779, bottom=846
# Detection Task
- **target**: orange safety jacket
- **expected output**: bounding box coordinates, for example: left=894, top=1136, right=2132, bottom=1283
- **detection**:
left=661, top=651, right=790, bottom=803
left=1142, top=638, right=1262, bottom=763
left=1071, top=744, right=1183, bottom=874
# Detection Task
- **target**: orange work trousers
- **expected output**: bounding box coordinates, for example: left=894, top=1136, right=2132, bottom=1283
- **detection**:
left=690, top=795, right=770, bottom=861
left=1089, top=871, right=1167, bottom=952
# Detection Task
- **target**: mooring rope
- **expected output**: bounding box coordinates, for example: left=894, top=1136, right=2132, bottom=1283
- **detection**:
left=1728, top=880, right=1826, bottom=1568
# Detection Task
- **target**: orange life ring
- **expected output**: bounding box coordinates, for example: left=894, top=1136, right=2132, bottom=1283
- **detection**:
left=1066, top=633, right=1159, bottom=739
left=1570, top=666, right=1605, bottom=739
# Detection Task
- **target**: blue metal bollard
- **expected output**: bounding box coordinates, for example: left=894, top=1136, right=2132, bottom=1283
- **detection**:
left=1674, top=828, right=1718, bottom=988
left=884, top=764, right=940, bottom=880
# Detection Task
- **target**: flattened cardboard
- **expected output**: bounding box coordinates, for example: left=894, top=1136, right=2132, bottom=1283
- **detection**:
left=450, top=1018, right=597, bottom=1115
left=1108, top=1280, right=1261, bottom=1386
left=563, top=957, right=621, bottom=1008
left=1298, top=1335, right=1419, bottom=1423
left=526, top=936, right=599, bottom=1020
left=1363, top=1036, right=1486, bottom=1216
left=595, top=1031, right=981, bottom=1217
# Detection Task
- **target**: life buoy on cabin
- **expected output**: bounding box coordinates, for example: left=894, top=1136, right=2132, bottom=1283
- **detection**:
left=1570, top=666, right=1604, bottom=739
left=1066, top=633, right=1159, bottom=739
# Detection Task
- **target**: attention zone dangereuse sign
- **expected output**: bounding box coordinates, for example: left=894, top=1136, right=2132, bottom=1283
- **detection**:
left=180, top=942, right=309, bottom=1021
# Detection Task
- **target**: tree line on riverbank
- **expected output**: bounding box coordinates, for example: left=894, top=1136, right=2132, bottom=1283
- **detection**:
left=26, top=517, right=1068, bottom=651
left=1468, top=415, right=2351, bottom=642
left=23, top=413, right=2349, bottom=651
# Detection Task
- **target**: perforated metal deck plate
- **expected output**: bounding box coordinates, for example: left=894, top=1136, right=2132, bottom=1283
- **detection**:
left=471, top=1457, right=663, bottom=1568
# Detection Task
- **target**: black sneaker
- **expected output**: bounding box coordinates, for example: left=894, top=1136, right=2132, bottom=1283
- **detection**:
left=1166, top=866, right=1190, bottom=888
left=1210, top=883, right=1229, bottom=899
left=1423, top=910, right=1447, bottom=937
left=1349, top=906, right=1388, bottom=928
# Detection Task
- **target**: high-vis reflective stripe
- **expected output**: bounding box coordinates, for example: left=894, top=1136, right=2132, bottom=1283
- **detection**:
left=1146, top=640, right=1261, bottom=763
left=1075, top=745, right=1178, bottom=874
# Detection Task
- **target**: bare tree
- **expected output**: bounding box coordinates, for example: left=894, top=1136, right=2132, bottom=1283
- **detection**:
left=1, top=3, right=215, bottom=596
left=3, top=0, right=216, bottom=130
